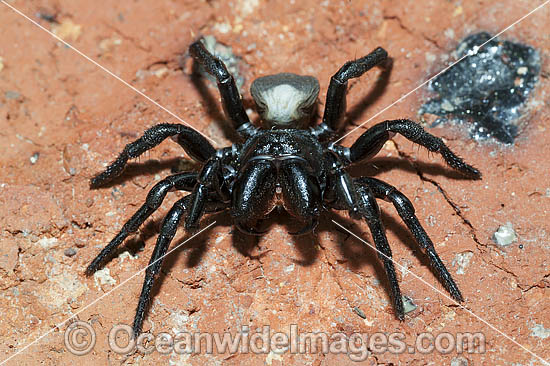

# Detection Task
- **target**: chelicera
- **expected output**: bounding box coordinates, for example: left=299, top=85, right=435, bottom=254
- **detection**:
left=86, top=39, right=481, bottom=336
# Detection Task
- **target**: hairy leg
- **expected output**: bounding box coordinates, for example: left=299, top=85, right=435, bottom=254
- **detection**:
left=185, top=157, right=225, bottom=229
left=189, top=40, right=256, bottom=139
left=132, top=196, right=227, bottom=336
left=132, top=197, right=188, bottom=336
left=326, top=164, right=404, bottom=319
left=313, top=47, right=388, bottom=139
left=90, top=123, right=215, bottom=188
left=357, top=176, right=463, bottom=301
left=86, top=172, right=197, bottom=274
left=355, top=184, right=405, bottom=319
left=348, top=119, right=481, bottom=178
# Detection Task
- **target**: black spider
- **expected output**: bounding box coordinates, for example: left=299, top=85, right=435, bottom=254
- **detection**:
left=86, top=39, right=481, bottom=336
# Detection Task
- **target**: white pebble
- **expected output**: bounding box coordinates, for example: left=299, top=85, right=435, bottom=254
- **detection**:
left=493, top=222, right=517, bottom=246
left=517, top=66, right=528, bottom=75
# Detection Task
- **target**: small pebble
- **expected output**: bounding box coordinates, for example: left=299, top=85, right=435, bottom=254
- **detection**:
left=30, top=152, right=40, bottom=164
left=517, top=66, right=528, bottom=75
left=493, top=222, right=517, bottom=246
left=441, top=100, right=455, bottom=112
left=451, top=357, right=469, bottom=366
left=453, top=252, right=474, bottom=274
left=353, top=306, right=366, bottom=319
left=64, top=248, right=77, bottom=257
left=402, top=296, right=417, bottom=314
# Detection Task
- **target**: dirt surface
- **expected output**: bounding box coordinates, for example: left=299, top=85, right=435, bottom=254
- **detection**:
left=1, top=0, right=549, bottom=365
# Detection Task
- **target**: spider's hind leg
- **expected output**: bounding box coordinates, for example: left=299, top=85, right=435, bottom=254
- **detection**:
left=86, top=172, right=197, bottom=275
left=355, top=183, right=405, bottom=319
left=357, top=177, right=463, bottom=302
left=326, top=165, right=405, bottom=319
left=132, top=195, right=227, bottom=336
left=132, top=196, right=189, bottom=336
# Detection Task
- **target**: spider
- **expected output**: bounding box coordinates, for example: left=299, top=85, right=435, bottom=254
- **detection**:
left=86, top=39, right=481, bottom=336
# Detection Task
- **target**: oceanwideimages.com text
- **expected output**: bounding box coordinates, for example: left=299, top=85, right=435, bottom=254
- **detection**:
left=65, top=321, right=486, bottom=360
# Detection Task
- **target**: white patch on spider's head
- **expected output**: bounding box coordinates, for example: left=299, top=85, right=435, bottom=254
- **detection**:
left=251, top=73, right=319, bottom=128
left=261, top=84, right=307, bottom=124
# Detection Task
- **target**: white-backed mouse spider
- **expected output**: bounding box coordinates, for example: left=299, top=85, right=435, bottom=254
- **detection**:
left=86, top=39, right=481, bottom=336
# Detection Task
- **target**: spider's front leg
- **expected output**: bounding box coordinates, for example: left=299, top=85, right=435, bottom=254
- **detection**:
left=313, top=47, right=388, bottom=139
left=132, top=195, right=227, bottom=336
left=133, top=196, right=189, bottom=335
left=348, top=119, right=481, bottom=178
left=90, top=123, right=216, bottom=188
left=189, top=40, right=256, bottom=139
left=87, top=169, right=227, bottom=336
left=354, top=184, right=405, bottom=319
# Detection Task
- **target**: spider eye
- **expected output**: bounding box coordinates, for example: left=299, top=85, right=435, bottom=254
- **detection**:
left=251, top=73, right=320, bottom=128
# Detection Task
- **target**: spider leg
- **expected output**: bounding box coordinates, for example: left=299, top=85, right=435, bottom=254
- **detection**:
left=355, top=184, right=405, bottom=319
left=326, top=165, right=404, bottom=319
left=313, top=47, right=388, bottom=139
left=185, top=157, right=226, bottom=229
left=189, top=40, right=257, bottom=139
left=90, top=123, right=216, bottom=188
left=348, top=119, right=481, bottom=178
left=133, top=195, right=227, bottom=336
left=132, top=196, right=188, bottom=336
left=357, top=177, right=463, bottom=302
left=85, top=172, right=197, bottom=275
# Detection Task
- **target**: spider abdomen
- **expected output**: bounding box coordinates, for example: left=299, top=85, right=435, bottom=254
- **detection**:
left=250, top=73, right=320, bottom=128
